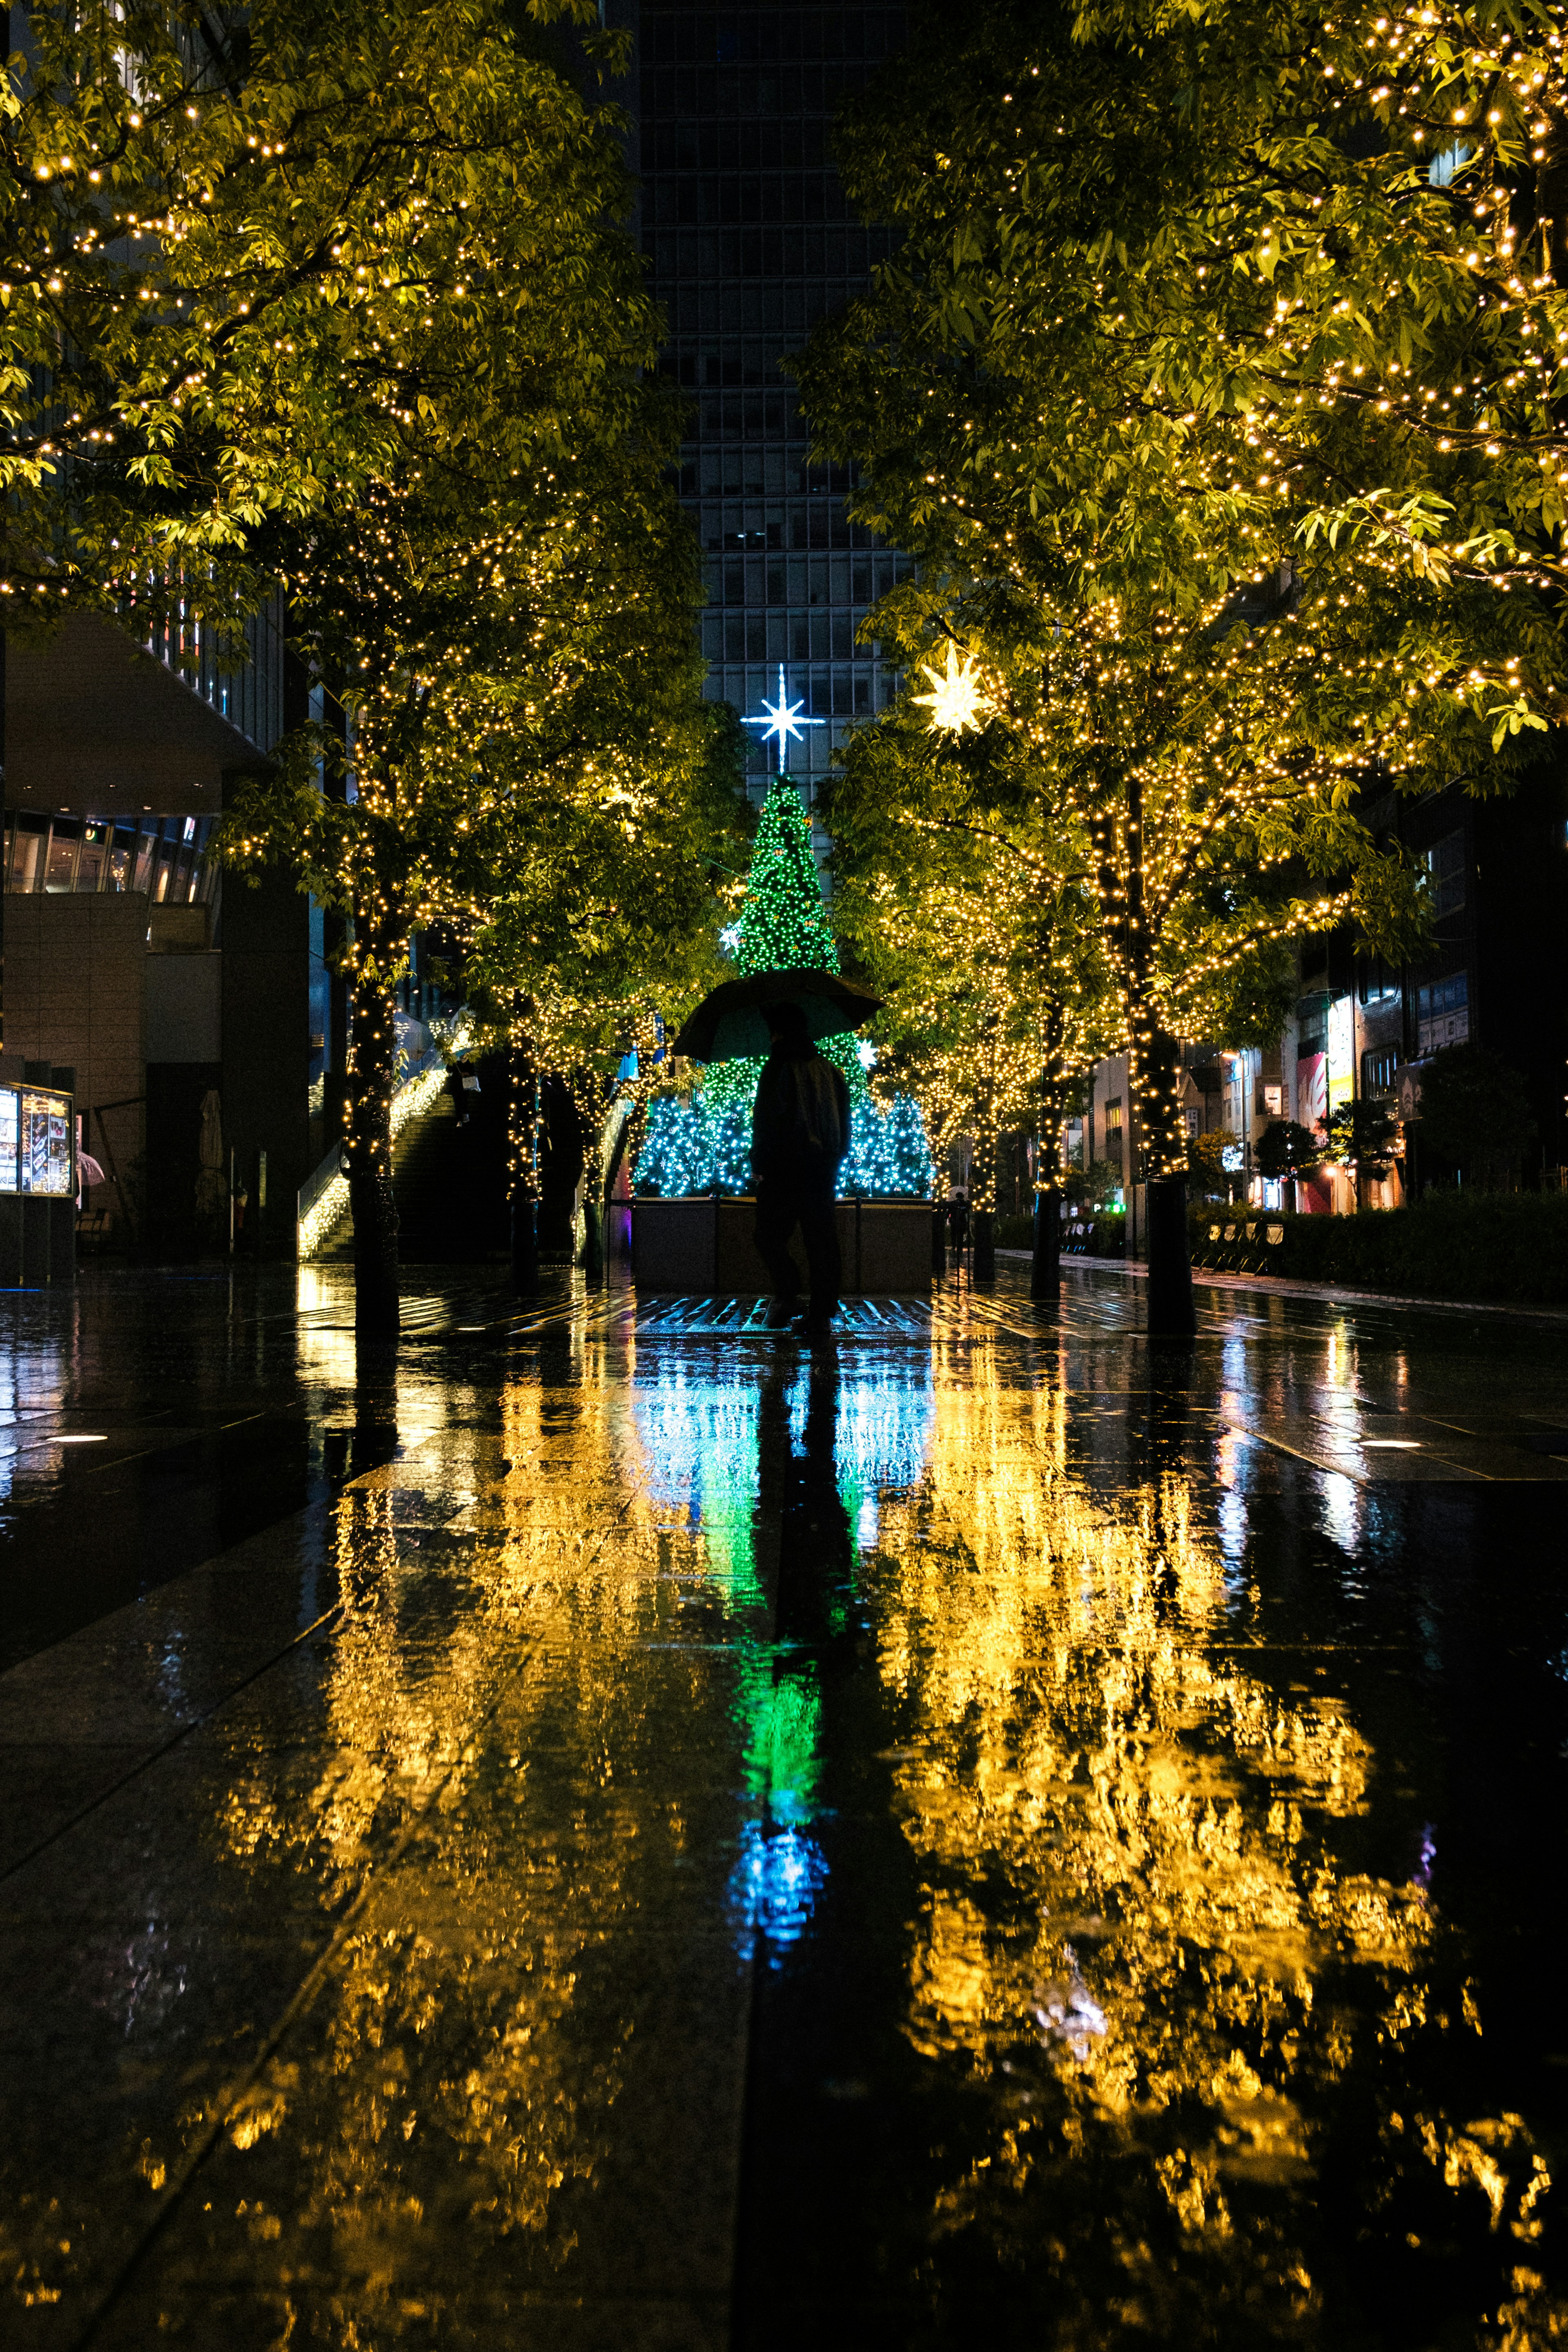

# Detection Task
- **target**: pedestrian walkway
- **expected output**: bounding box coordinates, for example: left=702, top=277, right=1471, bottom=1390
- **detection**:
left=1011, top=1244, right=1568, bottom=1323
left=2, top=1262, right=1566, bottom=2346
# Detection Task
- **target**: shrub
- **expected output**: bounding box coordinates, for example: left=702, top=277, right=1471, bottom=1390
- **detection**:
left=1187, top=1191, right=1568, bottom=1303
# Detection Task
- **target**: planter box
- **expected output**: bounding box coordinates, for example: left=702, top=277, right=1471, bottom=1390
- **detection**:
left=632, top=1195, right=931, bottom=1295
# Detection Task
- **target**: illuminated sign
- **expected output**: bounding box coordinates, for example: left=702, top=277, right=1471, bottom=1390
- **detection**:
left=1327, top=995, right=1355, bottom=1110
left=0, top=1089, right=73, bottom=1196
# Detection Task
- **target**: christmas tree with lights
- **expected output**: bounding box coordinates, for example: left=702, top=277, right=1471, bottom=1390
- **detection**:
left=636, top=779, right=933, bottom=1197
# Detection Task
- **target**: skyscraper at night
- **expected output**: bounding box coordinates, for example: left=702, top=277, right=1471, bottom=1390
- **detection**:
left=616, top=3, right=910, bottom=805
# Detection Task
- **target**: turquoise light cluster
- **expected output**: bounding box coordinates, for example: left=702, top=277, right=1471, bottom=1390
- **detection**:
left=635, top=1087, right=933, bottom=1200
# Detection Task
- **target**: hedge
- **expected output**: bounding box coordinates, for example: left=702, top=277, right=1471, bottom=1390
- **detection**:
left=1187, top=1190, right=1568, bottom=1305
left=992, top=1209, right=1129, bottom=1256
left=987, top=1209, right=1128, bottom=1256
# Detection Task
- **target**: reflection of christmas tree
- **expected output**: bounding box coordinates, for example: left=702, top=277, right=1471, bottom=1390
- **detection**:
left=636, top=778, right=933, bottom=1196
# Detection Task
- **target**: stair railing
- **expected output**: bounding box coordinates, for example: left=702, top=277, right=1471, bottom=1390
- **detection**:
left=296, top=1034, right=456, bottom=1261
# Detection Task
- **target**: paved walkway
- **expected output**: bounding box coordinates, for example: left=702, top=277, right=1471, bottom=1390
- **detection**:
left=2, top=1263, right=1566, bottom=2346
left=1003, top=1246, right=1568, bottom=1323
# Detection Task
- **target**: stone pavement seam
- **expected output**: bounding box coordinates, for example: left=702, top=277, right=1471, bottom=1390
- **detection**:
left=70, top=1656, right=511, bottom=2351
left=0, top=1583, right=343, bottom=1888
left=997, top=1248, right=1568, bottom=1323
left=69, top=1519, right=742, bottom=2352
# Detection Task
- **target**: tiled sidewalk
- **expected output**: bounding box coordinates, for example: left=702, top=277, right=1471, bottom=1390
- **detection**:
left=1, top=1264, right=1565, bottom=2346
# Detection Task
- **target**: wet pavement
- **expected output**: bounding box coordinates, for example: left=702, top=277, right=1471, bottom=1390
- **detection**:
left=2, top=1260, right=1566, bottom=2348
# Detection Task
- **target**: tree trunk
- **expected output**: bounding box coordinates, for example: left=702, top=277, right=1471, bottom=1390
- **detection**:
left=581, top=1191, right=606, bottom=1285
left=970, top=1101, right=997, bottom=1287
left=509, top=1038, right=539, bottom=1296
left=1031, top=1180, right=1061, bottom=1301
left=1111, top=778, right=1196, bottom=1340
left=931, top=1203, right=947, bottom=1275
left=345, top=964, right=400, bottom=1342
left=1129, top=1016, right=1196, bottom=1338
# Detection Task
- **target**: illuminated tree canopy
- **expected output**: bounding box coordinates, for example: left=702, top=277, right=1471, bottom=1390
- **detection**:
left=795, top=0, right=1567, bottom=1320
left=824, top=704, right=1120, bottom=1218
left=0, top=0, right=640, bottom=639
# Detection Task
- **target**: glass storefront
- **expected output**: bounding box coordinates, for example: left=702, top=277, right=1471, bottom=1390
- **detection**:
left=1, top=813, right=219, bottom=906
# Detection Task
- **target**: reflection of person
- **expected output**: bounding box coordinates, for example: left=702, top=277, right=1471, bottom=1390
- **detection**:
left=751, top=1002, right=851, bottom=1335
left=757, top=1349, right=852, bottom=1648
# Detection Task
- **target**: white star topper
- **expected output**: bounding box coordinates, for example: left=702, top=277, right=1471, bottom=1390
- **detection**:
left=742, top=665, right=826, bottom=771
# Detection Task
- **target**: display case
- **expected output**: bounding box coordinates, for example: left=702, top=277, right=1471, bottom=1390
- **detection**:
left=0, top=1079, right=77, bottom=1283
left=17, top=1090, right=74, bottom=1196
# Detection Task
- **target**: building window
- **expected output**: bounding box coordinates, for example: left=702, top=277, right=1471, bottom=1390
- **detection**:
left=1416, top=969, right=1470, bottom=1053
left=2, top=813, right=218, bottom=901
left=1422, top=830, right=1466, bottom=920
left=1296, top=992, right=1328, bottom=1060
left=1361, top=1045, right=1399, bottom=1098
left=1357, top=954, right=1401, bottom=1007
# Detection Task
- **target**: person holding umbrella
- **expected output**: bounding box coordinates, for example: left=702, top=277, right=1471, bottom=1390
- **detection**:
left=751, top=1000, right=850, bottom=1334
left=670, top=964, right=881, bottom=1336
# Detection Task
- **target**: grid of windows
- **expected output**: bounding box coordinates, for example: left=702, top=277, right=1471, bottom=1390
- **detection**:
left=1417, top=971, right=1469, bottom=1022
left=635, top=1, right=909, bottom=793
left=121, top=582, right=287, bottom=756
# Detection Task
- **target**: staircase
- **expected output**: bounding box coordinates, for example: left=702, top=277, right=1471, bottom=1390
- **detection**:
left=317, top=1093, right=511, bottom=1264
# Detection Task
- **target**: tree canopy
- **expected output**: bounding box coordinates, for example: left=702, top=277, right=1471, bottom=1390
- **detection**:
left=1, top=0, right=645, bottom=636
left=793, top=0, right=1567, bottom=1319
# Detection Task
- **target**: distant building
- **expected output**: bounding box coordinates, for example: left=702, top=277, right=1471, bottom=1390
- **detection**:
left=0, top=591, right=439, bottom=1259
left=1067, top=761, right=1568, bottom=1222
left=0, top=599, right=319, bottom=1255
left=618, top=0, right=911, bottom=806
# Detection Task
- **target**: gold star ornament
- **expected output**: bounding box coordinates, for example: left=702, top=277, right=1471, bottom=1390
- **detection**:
left=913, top=642, right=993, bottom=735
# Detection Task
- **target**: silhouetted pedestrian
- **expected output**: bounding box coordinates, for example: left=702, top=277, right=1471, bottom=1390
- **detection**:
left=751, top=1002, right=850, bottom=1335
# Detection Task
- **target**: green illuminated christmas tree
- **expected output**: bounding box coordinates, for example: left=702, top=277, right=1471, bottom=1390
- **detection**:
left=636, top=777, right=933, bottom=1196
left=735, top=779, right=839, bottom=979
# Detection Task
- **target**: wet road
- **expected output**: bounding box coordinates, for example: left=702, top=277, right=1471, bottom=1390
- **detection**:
left=2, top=1261, right=1566, bottom=2348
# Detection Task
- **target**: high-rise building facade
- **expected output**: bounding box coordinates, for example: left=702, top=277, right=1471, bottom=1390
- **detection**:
left=619, top=1, right=910, bottom=802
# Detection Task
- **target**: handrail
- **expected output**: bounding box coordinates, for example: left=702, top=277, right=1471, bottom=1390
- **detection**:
left=296, top=1040, right=451, bottom=1260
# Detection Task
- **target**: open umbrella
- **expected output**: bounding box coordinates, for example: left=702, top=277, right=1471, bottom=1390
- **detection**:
left=672, top=966, right=883, bottom=1064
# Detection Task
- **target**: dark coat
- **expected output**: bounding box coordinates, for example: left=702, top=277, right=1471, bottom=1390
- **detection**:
left=751, top=1047, right=851, bottom=1184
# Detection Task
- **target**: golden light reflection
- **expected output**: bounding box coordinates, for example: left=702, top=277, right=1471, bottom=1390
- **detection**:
left=163, top=1310, right=1562, bottom=2338
left=871, top=1339, right=1558, bottom=2327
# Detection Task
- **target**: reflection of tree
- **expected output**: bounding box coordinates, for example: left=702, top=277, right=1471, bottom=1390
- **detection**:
left=874, top=1348, right=1559, bottom=2340
left=634, top=1345, right=936, bottom=1823
left=191, top=1337, right=940, bottom=2321
left=190, top=1361, right=727, bottom=2322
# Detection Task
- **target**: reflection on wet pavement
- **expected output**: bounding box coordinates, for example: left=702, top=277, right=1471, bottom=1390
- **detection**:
left=0, top=1262, right=1565, bottom=2346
